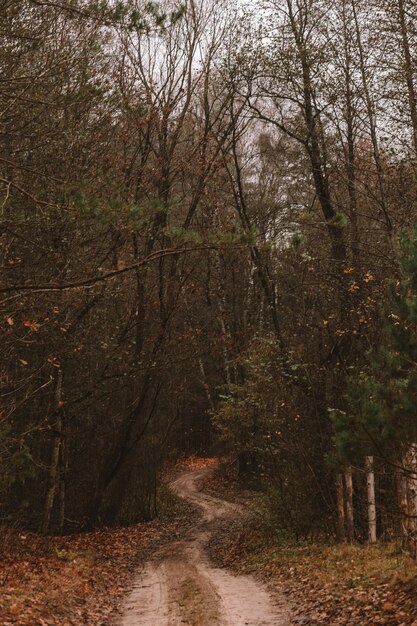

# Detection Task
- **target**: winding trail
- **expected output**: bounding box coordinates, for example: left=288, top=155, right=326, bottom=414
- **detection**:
left=117, top=467, right=291, bottom=626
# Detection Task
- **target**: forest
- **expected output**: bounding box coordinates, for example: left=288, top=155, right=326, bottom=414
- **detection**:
left=1, top=0, right=417, bottom=624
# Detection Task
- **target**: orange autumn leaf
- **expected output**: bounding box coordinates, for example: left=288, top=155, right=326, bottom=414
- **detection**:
left=23, top=319, right=41, bottom=331
left=48, top=356, right=61, bottom=368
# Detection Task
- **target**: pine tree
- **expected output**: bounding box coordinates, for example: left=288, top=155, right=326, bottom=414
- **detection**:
left=336, top=228, right=417, bottom=553
left=354, top=229, right=417, bottom=455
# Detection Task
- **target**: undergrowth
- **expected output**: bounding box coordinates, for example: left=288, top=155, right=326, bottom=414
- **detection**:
left=205, top=466, right=417, bottom=625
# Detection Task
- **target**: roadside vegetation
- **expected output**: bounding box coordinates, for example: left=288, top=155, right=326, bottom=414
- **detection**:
left=205, top=467, right=417, bottom=626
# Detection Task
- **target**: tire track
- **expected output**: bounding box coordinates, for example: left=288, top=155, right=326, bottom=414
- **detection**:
left=117, top=467, right=290, bottom=626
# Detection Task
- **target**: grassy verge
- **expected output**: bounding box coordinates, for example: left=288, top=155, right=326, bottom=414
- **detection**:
left=247, top=539, right=417, bottom=625
left=205, top=469, right=417, bottom=626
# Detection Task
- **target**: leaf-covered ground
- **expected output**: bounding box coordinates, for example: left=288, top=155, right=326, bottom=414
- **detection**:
left=0, top=477, right=198, bottom=626
left=204, top=470, right=417, bottom=626
left=4, top=458, right=416, bottom=626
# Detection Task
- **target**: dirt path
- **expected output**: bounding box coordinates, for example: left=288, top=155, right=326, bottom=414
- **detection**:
left=117, top=467, right=291, bottom=626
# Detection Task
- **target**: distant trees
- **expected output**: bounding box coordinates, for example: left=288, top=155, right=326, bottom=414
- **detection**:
left=1, top=0, right=417, bottom=554
left=210, top=0, right=417, bottom=552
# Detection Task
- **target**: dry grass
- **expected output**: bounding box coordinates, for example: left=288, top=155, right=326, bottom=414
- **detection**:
left=258, top=541, right=417, bottom=590
left=176, top=576, right=220, bottom=626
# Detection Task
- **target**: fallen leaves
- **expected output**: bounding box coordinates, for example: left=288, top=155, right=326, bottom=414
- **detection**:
left=0, top=476, right=198, bottom=626
left=175, top=456, right=219, bottom=471
left=22, top=320, right=41, bottom=331
left=204, top=468, right=417, bottom=626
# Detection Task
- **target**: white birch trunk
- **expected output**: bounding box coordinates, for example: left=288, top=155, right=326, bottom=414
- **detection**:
left=365, top=456, right=377, bottom=543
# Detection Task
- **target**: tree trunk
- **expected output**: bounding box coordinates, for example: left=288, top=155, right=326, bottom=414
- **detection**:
left=405, top=445, right=417, bottom=558
left=341, top=0, right=360, bottom=261
left=57, top=427, right=69, bottom=533
left=350, top=0, right=392, bottom=237
left=336, top=473, right=346, bottom=541
left=345, top=468, right=354, bottom=542
left=198, top=358, right=215, bottom=411
left=396, top=464, right=409, bottom=552
left=365, top=456, right=377, bottom=543
left=42, top=369, right=63, bottom=534
left=398, top=0, right=417, bottom=157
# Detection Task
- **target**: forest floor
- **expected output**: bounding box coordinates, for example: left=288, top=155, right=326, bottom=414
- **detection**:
left=0, top=457, right=289, bottom=626
left=0, top=464, right=199, bottom=626
left=203, top=466, right=417, bottom=626
left=2, top=458, right=417, bottom=626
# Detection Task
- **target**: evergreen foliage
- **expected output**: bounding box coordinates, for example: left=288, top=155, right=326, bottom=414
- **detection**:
left=335, top=228, right=417, bottom=465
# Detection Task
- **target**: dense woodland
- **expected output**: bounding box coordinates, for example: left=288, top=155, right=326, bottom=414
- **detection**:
left=1, top=0, right=417, bottom=559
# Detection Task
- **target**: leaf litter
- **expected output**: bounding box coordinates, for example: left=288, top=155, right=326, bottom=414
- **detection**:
left=0, top=469, right=198, bottom=626
left=204, top=468, right=417, bottom=626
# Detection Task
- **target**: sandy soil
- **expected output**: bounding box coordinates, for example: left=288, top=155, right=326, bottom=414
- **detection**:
left=117, top=467, right=291, bottom=626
